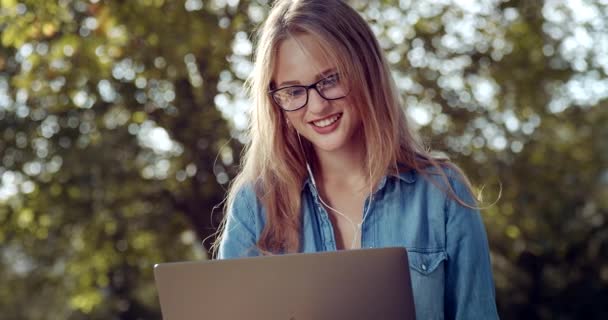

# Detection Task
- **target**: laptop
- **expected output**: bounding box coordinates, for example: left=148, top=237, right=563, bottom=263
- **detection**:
left=154, top=247, right=415, bottom=320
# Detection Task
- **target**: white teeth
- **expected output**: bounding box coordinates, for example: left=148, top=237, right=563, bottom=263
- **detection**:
left=312, top=114, right=341, bottom=128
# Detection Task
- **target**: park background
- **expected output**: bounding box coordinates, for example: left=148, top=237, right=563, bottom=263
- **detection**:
left=0, top=0, right=607, bottom=319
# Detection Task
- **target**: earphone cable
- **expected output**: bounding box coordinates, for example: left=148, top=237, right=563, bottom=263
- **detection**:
left=301, top=135, right=373, bottom=249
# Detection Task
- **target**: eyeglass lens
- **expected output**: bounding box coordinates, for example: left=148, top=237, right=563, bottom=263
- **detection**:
left=272, top=74, right=347, bottom=111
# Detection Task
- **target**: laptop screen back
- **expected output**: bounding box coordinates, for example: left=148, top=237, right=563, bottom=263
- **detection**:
left=154, top=247, right=415, bottom=320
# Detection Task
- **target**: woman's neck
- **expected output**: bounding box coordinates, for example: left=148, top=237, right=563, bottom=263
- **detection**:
left=313, top=142, right=368, bottom=191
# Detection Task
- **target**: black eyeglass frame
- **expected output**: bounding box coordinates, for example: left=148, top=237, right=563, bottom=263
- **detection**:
left=268, top=74, right=349, bottom=112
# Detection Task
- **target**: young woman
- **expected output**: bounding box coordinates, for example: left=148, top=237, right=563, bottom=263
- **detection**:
left=216, top=0, right=499, bottom=318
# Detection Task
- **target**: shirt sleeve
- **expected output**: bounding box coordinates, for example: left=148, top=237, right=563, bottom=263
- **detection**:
left=444, top=173, right=500, bottom=319
left=217, top=185, right=260, bottom=259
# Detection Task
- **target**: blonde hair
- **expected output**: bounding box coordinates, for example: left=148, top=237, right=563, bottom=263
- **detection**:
left=214, top=0, right=475, bottom=255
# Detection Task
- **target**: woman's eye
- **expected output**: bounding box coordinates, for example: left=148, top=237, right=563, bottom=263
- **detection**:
left=321, top=75, right=339, bottom=87
left=288, top=87, right=306, bottom=97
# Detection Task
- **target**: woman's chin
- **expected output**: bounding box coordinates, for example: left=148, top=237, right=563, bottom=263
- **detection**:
left=310, top=136, right=354, bottom=154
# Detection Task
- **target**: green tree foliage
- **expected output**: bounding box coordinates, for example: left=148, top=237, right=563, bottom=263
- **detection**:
left=0, top=0, right=606, bottom=319
left=0, top=0, right=252, bottom=318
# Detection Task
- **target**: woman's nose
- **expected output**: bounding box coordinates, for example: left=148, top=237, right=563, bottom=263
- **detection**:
left=306, top=88, right=329, bottom=113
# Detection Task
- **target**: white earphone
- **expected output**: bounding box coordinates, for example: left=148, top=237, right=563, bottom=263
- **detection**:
left=297, top=132, right=373, bottom=249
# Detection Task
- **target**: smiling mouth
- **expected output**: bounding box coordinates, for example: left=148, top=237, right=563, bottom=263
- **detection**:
left=310, top=113, right=342, bottom=128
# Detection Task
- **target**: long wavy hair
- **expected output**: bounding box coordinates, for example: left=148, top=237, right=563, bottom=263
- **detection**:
left=215, top=0, right=476, bottom=255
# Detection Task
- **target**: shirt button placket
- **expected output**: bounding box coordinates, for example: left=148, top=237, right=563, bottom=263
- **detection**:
left=317, top=205, right=334, bottom=250
left=323, top=222, right=332, bottom=249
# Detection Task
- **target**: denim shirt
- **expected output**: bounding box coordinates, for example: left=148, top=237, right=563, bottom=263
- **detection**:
left=218, top=168, right=499, bottom=319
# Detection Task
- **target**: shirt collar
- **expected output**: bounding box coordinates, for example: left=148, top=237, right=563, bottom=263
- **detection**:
left=375, top=169, right=417, bottom=192
left=302, top=176, right=315, bottom=193
left=302, top=168, right=417, bottom=193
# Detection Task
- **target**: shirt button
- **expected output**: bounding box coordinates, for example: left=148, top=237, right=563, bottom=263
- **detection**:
left=421, top=264, right=427, bottom=271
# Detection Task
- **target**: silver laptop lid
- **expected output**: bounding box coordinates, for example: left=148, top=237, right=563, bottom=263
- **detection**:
left=154, top=247, right=415, bottom=320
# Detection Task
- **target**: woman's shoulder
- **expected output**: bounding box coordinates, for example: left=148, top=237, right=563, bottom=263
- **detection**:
left=230, top=180, right=262, bottom=210
left=396, top=160, right=477, bottom=207
left=398, top=159, right=471, bottom=187
left=226, top=180, right=267, bottom=233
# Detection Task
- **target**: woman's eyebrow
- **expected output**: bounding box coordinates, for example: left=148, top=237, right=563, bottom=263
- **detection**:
left=277, top=67, right=338, bottom=87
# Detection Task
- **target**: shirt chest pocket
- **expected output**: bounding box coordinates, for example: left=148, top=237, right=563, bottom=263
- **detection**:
left=407, top=250, right=448, bottom=319
left=408, top=250, right=447, bottom=275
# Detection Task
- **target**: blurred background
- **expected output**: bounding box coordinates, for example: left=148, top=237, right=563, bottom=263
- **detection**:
left=0, top=0, right=606, bottom=319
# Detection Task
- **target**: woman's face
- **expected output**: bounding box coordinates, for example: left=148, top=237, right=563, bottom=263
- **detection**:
left=272, top=33, right=363, bottom=155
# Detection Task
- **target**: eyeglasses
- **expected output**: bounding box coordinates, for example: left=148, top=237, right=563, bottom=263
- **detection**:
left=269, top=73, right=348, bottom=111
